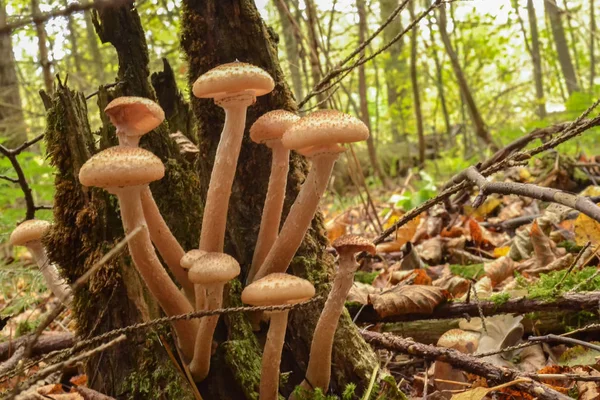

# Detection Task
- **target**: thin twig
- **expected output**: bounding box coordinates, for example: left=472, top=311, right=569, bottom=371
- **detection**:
left=528, top=334, right=600, bottom=353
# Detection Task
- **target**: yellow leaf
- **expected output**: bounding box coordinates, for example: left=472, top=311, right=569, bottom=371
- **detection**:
left=451, top=378, right=532, bottom=400
left=574, top=210, right=600, bottom=247
left=376, top=215, right=421, bottom=253
left=464, top=197, right=502, bottom=219
left=493, top=246, right=510, bottom=258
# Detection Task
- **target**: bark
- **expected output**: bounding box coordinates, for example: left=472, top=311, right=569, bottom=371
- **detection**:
left=180, top=1, right=378, bottom=398
left=303, top=0, right=327, bottom=108
left=591, top=0, right=596, bottom=89
left=84, top=10, right=104, bottom=82
left=31, top=0, right=53, bottom=94
left=0, top=333, right=74, bottom=361
left=0, top=0, right=27, bottom=147
left=437, top=5, right=496, bottom=150
left=545, top=0, right=580, bottom=95
left=409, top=1, right=425, bottom=164
left=527, top=0, right=547, bottom=118
left=357, top=0, right=388, bottom=183
left=63, top=0, right=82, bottom=75
left=427, top=16, right=451, bottom=137
left=273, top=0, right=304, bottom=101
left=561, top=0, right=582, bottom=89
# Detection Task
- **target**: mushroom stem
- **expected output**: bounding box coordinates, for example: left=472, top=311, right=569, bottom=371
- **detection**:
left=189, top=282, right=224, bottom=381
left=140, top=187, right=195, bottom=302
left=199, top=93, right=255, bottom=253
left=27, top=242, right=72, bottom=304
left=248, top=141, right=290, bottom=282
left=254, top=153, right=338, bottom=281
left=116, top=128, right=140, bottom=147
left=260, top=310, right=289, bottom=400
left=116, top=186, right=198, bottom=360
left=296, top=253, right=357, bottom=394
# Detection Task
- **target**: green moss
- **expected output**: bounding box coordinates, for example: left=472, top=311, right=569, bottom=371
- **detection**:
left=355, top=271, right=379, bottom=285
left=556, top=240, right=582, bottom=253
left=489, top=292, right=510, bottom=306
left=15, top=319, right=40, bottom=337
left=449, top=264, right=485, bottom=280
left=559, top=343, right=600, bottom=366
left=524, top=267, right=600, bottom=300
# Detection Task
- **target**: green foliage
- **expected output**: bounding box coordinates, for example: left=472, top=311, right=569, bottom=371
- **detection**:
left=15, top=318, right=40, bottom=337
left=489, top=292, right=510, bottom=306
left=449, top=264, right=485, bottom=280
left=519, top=267, right=600, bottom=300
left=355, top=271, right=379, bottom=285
left=559, top=343, right=600, bottom=366
left=391, top=171, right=438, bottom=211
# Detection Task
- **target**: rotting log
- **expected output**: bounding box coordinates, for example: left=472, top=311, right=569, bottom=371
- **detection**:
left=181, top=0, right=378, bottom=397
left=350, top=292, right=600, bottom=323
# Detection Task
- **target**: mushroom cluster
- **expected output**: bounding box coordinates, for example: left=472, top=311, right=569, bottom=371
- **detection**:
left=18, top=59, right=374, bottom=398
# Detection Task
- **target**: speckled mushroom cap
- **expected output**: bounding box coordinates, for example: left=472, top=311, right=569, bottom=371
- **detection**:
left=250, top=110, right=299, bottom=144
left=436, top=329, right=480, bottom=354
left=10, top=220, right=51, bottom=246
left=296, top=144, right=347, bottom=157
left=281, top=110, right=369, bottom=151
left=192, top=62, right=275, bottom=99
left=241, top=273, right=315, bottom=306
left=180, top=250, right=207, bottom=270
left=332, top=235, right=376, bottom=255
left=104, top=97, right=165, bottom=137
left=79, top=147, right=165, bottom=188
left=188, top=253, right=240, bottom=284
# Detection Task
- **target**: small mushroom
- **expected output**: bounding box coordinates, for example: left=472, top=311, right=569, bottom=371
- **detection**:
left=296, top=235, right=375, bottom=396
left=188, top=252, right=240, bottom=381
left=79, top=146, right=198, bottom=360
left=10, top=220, right=72, bottom=304
left=193, top=61, right=274, bottom=253
left=180, top=249, right=207, bottom=311
left=246, top=110, right=300, bottom=283
left=253, top=110, right=369, bottom=281
left=242, top=273, right=315, bottom=400
left=105, top=96, right=194, bottom=302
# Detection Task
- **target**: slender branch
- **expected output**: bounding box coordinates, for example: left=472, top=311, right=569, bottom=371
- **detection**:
left=0, top=175, right=18, bottom=183
left=0, top=146, right=38, bottom=221
left=529, top=334, right=600, bottom=353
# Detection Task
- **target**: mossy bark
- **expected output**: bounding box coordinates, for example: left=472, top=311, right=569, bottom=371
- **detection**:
left=180, top=1, right=378, bottom=397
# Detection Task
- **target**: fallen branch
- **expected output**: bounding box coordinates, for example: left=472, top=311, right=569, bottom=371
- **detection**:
left=350, top=291, right=600, bottom=323
left=0, top=332, right=73, bottom=361
left=362, top=331, right=571, bottom=400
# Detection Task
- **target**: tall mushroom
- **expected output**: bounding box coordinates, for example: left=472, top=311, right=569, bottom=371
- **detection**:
left=247, top=110, right=300, bottom=283
left=104, top=96, right=194, bottom=301
left=192, top=61, right=274, bottom=253
left=180, top=249, right=207, bottom=310
left=242, top=273, right=315, bottom=400
left=10, top=220, right=72, bottom=304
left=253, top=110, right=369, bottom=281
left=79, top=146, right=198, bottom=360
left=187, top=252, right=240, bottom=381
left=295, top=235, right=376, bottom=396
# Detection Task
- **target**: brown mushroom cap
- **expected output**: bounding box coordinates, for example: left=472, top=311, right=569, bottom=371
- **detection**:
left=437, top=329, right=480, bottom=354
left=180, top=250, right=207, bottom=270
left=332, top=235, right=376, bottom=255
left=281, top=110, right=369, bottom=150
left=241, top=273, right=315, bottom=306
left=104, top=97, right=165, bottom=137
left=296, top=144, right=347, bottom=158
left=79, top=147, right=165, bottom=188
left=192, top=62, right=275, bottom=99
left=188, top=253, right=241, bottom=284
left=250, top=110, right=299, bottom=144
left=10, top=220, right=51, bottom=246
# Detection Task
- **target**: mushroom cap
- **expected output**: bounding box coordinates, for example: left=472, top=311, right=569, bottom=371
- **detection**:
left=180, top=250, right=207, bottom=270
left=250, top=110, right=299, bottom=144
left=188, top=253, right=241, bottom=284
left=296, top=144, right=346, bottom=157
left=10, top=219, right=51, bottom=246
left=79, top=147, right=165, bottom=189
left=104, top=97, right=165, bottom=137
left=192, top=62, right=275, bottom=99
left=332, top=235, right=376, bottom=255
left=281, top=110, right=369, bottom=150
left=241, top=273, right=315, bottom=306
left=437, top=329, right=480, bottom=354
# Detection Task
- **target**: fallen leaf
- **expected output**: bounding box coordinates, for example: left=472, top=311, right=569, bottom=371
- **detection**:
left=530, top=220, right=556, bottom=268
left=433, top=275, right=470, bottom=298
left=451, top=378, right=532, bottom=400
left=464, top=197, right=502, bottom=219
left=369, top=285, right=449, bottom=318
left=376, top=215, right=421, bottom=253
left=347, top=282, right=381, bottom=305
left=468, top=218, right=485, bottom=247
left=391, top=269, right=432, bottom=286
left=484, top=256, right=515, bottom=286
left=574, top=208, right=600, bottom=247
left=417, top=237, right=443, bottom=265
left=400, top=242, right=425, bottom=270
left=493, top=246, right=510, bottom=258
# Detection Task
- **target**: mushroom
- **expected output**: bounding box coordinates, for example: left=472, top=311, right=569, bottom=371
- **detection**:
left=253, top=110, right=369, bottom=281
left=105, top=96, right=195, bottom=302
left=246, top=110, right=300, bottom=283
left=192, top=61, right=274, bottom=253
left=187, top=252, right=240, bottom=381
left=242, top=273, right=315, bottom=400
left=10, top=220, right=72, bottom=304
left=295, top=235, right=375, bottom=396
left=180, top=249, right=207, bottom=311
left=79, top=146, right=198, bottom=360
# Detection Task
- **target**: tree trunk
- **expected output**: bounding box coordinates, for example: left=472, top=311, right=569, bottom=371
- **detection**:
left=426, top=16, right=450, bottom=138
left=527, top=0, right=547, bottom=118
left=180, top=0, right=378, bottom=398
left=591, top=0, right=596, bottom=89
left=437, top=5, right=496, bottom=150
left=561, top=0, right=582, bottom=90
left=409, top=1, right=425, bottom=164
left=304, top=0, right=327, bottom=108
left=544, top=0, right=580, bottom=95
left=63, top=0, right=82, bottom=75
left=357, top=0, right=388, bottom=183
left=273, top=0, right=304, bottom=101
left=0, top=0, right=27, bottom=147
left=84, top=9, right=104, bottom=82
left=44, top=1, right=202, bottom=398
left=31, top=0, right=53, bottom=94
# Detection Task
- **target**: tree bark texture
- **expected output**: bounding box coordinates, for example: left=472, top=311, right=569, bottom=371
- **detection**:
left=545, top=0, right=580, bottom=95
left=31, top=0, right=53, bottom=95
left=409, top=1, right=425, bottom=164
left=527, top=0, right=546, bottom=118
left=45, top=1, right=202, bottom=398
left=303, top=0, right=328, bottom=108
left=590, top=0, right=596, bottom=89
left=0, top=0, right=27, bottom=147
left=180, top=1, right=378, bottom=397
left=273, top=0, right=305, bottom=102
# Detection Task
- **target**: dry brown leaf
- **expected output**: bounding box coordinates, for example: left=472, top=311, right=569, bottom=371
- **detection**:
left=417, top=237, right=443, bottom=265
left=400, top=242, right=425, bottom=270
left=347, top=282, right=381, bottom=305
left=441, top=226, right=465, bottom=238
left=573, top=367, right=600, bottom=400
left=484, top=256, right=515, bottom=286
left=464, top=196, right=502, bottom=219
left=391, top=269, right=432, bottom=286
left=530, top=220, right=556, bottom=268
left=433, top=275, right=470, bottom=298
left=468, top=218, right=485, bottom=247
left=451, top=378, right=532, bottom=400
left=369, top=285, right=449, bottom=318
left=521, top=253, right=574, bottom=277
left=325, top=217, right=346, bottom=243
left=376, top=215, right=421, bottom=253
